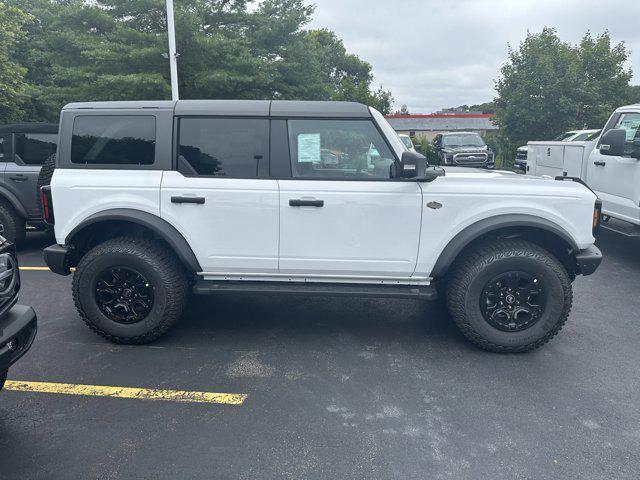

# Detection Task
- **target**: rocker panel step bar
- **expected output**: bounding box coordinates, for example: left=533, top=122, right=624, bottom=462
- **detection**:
left=193, top=281, right=438, bottom=301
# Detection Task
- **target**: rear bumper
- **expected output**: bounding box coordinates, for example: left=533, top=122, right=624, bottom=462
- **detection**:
left=0, top=304, right=37, bottom=374
left=44, top=244, right=71, bottom=276
left=575, top=245, right=602, bottom=276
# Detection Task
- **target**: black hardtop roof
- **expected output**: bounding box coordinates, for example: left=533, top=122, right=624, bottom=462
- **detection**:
left=0, top=123, right=58, bottom=134
left=62, top=100, right=371, bottom=118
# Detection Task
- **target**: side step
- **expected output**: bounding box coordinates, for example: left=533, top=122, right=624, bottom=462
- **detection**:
left=601, top=218, right=640, bottom=237
left=193, top=280, right=438, bottom=301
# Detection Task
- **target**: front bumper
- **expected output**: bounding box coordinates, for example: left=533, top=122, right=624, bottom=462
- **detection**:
left=575, top=245, right=603, bottom=276
left=44, top=244, right=72, bottom=276
left=0, top=304, right=37, bottom=374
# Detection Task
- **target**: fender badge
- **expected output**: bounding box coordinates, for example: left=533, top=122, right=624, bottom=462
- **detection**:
left=426, top=201, right=443, bottom=210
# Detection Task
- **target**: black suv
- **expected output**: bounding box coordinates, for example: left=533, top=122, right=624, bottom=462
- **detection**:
left=433, top=132, right=495, bottom=168
left=0, top=123, right=58, bottom=244
left=0, top=229, right=37, bottom=391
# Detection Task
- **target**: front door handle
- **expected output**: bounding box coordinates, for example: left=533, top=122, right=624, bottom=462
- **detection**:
left=171, top=196, right=205, bottom=204
left=289, top=199, right=324, bottom=207
left=593, top=161, right=606, bottom=166
left=9, top=174, right=27, bottom=182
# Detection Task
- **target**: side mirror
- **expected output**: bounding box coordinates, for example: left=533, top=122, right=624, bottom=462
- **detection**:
left=599, top=128, right=626, bottom=157
left=399, top=150, right=428, bottom=179
left=399, top=151, right=445, bottom=182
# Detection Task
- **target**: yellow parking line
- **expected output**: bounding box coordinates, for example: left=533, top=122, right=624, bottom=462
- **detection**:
left=18, top=266, right=75, bottom=271
left=4, top=380, right=247, bottom=405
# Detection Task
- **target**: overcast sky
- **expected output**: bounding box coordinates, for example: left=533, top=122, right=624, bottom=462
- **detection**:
left=308, top=0, right=640, bottom=113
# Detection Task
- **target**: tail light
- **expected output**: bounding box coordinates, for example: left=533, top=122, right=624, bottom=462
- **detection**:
left=41, top=185, right=55, bottom=225
left=592, top=199, right=602, bottom=236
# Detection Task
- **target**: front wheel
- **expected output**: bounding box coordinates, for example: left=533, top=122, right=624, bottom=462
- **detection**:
left=446, top=239, right=572, bottom=352
left=72, top=237, right=189, bottom=344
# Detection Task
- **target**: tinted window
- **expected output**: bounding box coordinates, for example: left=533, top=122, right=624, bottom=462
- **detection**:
left=288, top=119, right=396, bottom=179
left=442, top=133, right=485, bottom=147
left=71, top=116, right=155, bottom=165
left=15, top=133, right=57, bottom=165
left=178, top=118, right=269, bottom=177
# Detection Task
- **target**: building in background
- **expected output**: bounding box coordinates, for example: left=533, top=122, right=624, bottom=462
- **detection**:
left=385, top=112, right=498, bottom=141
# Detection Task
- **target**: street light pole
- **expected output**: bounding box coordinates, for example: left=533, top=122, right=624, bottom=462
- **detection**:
left=166, top=0, right=179, bottom=101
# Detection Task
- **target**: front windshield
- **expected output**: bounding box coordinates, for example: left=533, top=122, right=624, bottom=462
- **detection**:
left=442, top=133, right=485, bottom=148
left=553, top=131, right=576, bottom=141
left=399, top=135, right=414, bottom=150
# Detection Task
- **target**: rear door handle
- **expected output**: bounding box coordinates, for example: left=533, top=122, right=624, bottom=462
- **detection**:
left=289, top=199, right=324, bottom=207
left=9, top=174, right=27, bottom=182
left=171, top=196, right=205, bottom=204
left=593, top=161, right=606, bottom=166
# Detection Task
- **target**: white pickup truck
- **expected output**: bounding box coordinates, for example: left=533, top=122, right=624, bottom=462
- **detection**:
left=39, top=100, right=602, bottom=352
left=526, top=104, right=640, bottom=235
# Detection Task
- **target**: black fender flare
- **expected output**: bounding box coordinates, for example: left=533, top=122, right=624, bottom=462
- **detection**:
left=67, top=208, right=202, bottom=272
left=430, top=214, right=579, bottom=279
left=0, top=186, right=27, bottom=218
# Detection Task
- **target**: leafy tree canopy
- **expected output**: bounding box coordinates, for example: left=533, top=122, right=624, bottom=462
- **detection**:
left=494, top=28, right=636, bottom=147
left=1, top=0, right=393, bottom=123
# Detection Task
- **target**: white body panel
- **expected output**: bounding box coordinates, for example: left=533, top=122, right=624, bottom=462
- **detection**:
left=415, top=170, right=597, bottom=276
left=51, top=169, right=163, bottom=244
left=278, top=180, right=422, bottom=276
left=160, top=171, right=279, bottom=273
left=525, top=105, right=640, bottom=226
left=526, top=141, right=595, bottom=179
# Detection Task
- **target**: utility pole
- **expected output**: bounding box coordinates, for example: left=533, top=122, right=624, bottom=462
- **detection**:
left=165, top=0, right=179, bottom=100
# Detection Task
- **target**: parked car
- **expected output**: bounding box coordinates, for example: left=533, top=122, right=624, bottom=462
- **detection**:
left=0, top=123, right=58, bottom=244
left=41, top=100, right=601, bottom=352
left=553, top=129, right=602, bottom=142
left=525, top=104, right=639, bottom=235
left=0, top=227, right=37, bottom=392
left=514, top=130, right=602, bottom=171
left=398, top=134, right=416, bottom=152
left=433, top=132, right=495, bottom=168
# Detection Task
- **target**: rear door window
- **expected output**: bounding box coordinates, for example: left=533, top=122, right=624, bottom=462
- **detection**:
left=14, top=133, right=57, bottom=165
left=178, top=118, right=269, bottom=177
left=71, top=116, right=156, bottom=165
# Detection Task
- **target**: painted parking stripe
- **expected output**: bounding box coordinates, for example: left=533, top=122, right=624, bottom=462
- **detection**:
left=4, top=380, right=247, bottom=405
left=18, top=266, right=75, bottom=271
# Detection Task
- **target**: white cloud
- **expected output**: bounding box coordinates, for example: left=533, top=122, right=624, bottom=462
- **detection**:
left=308, top=0, right=640, bottom=113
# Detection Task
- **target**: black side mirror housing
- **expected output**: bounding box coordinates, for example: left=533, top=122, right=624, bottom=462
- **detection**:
left=599, top=128, right=626, bottom=157
left=399, top=150, right=427, bottom=178
left=399, top=151, right=444, bottom=182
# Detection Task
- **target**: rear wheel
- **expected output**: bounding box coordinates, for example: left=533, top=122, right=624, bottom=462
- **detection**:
left=72, top=237, right=189, bottom=344
left=0, top=201, right=26, bottom=245
left=446, top=239, right=572, bottom=352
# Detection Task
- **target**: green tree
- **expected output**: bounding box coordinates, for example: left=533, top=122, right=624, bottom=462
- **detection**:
left=494, top=28, right=635, bottom=150
left=5, top=0, right=393, bottom=121
left=0, top=3, right=31, bottom=123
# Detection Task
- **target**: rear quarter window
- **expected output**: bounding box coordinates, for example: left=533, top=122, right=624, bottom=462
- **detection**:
left=14, top=133, right=57, bottom=165
left=71, top=115, right=156, bottom=165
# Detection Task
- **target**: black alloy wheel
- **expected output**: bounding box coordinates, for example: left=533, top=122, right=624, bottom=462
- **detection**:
left=94, top=266, right=154, bottom=324
left=480, top=271, right=545, bottom=332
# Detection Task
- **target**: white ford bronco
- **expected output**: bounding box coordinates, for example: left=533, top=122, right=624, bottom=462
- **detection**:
left=41, top=100, right=602, bottom=352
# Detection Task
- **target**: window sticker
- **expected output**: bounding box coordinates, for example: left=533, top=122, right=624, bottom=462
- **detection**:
left=297, top=133, right=321, bottom=163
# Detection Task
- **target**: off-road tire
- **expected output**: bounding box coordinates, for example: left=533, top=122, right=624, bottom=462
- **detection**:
left=0, top=201, right=26, bottom=245
left=72, top=237, right=189, bottom=344
left=0, top=370, right=6, bottom=391
left=446, top=239, right=572, bottom=353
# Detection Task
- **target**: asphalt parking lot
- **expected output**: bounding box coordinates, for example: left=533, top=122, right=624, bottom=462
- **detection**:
left=1, top=230, right=639, bottom=479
